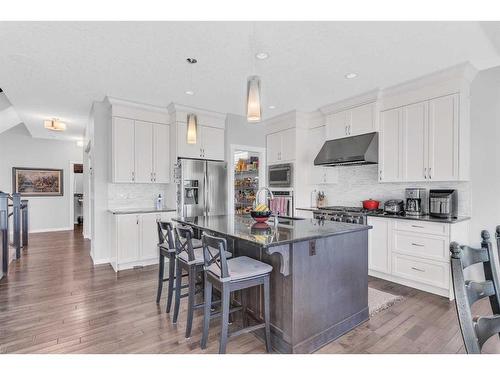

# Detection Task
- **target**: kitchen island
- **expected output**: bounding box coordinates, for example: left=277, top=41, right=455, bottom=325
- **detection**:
left=173, top=214, right=371, bottom=353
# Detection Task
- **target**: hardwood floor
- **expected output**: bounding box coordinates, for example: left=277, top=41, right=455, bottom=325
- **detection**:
left=1, top=227, right=499, bottom=354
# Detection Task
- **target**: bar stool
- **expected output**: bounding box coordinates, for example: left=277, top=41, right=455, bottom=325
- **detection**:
left=156, top=221, right=203, bottom=313
left=200, top=233, right=273, bottom=354
left=172, top=224, right=232, bottom=338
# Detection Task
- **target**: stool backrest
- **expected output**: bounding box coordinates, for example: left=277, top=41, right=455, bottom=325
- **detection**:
left=450, top=230, right=500, bottom=353
left=174, top=224, right=196, bottom=262
left=201, top=233, right=230, bottom=280
left=157, top=221, right=174, bottom=250
left=496, top=225, right=500, bottom=262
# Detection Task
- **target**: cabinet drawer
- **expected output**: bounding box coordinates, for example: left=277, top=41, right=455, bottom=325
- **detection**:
left=393, top=232, right=449, bottom=261
left=394, top=220, right=449, bottom=236
left=392, top=254, right=449, bottom=289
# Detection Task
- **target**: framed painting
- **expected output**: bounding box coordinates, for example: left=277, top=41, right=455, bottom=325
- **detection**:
left=12, top=167, right=64, bottom=197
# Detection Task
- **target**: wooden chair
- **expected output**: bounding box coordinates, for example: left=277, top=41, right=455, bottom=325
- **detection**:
left=450, top=230, right=500, bottom=353
left=200, top=233, right=273, bottom=354
left=172, top=224, right=230, bottom=338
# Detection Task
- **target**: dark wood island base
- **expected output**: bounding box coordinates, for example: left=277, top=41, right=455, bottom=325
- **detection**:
left=173, top=215, right=371, bottom=354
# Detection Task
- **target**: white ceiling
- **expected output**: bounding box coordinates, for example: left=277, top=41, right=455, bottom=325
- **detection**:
left=1, top=21, right=500, bottom=141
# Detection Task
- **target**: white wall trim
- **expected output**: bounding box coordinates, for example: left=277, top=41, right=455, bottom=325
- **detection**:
left=319, top=89, right=380, bottom=115
left=167, top=102, right=227, bottom=121
left=228, top=144, right=267, bottom=215
left=29, top=226, right=74, bottom=234
left=106, top=96, right=169, bottom=114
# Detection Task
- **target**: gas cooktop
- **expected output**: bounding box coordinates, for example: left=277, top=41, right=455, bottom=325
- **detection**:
left=315, top=206, right=384, bottom=214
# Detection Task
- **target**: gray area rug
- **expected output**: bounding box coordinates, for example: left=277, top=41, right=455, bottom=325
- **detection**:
left=368, top=287, right=405, bottom=316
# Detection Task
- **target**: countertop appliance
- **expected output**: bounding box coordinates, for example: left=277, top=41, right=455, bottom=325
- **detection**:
left=312, top=206, right=368, bottom=225
left=268, top=163, right=293, bottom=187
left=176, top=158, right=227, bottom=217
left=384, top=199, right=404, bottom=214
left=405, top=188, right=427, bottom=216
left=429, top=189, right=457, bottom=218
left=314, top=132, right=378, bottom=167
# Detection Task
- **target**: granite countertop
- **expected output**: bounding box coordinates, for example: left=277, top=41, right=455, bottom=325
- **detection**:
left=365, top=212, right=470, bottom=224
left=108, top=207, right=177, bottom=215
left=172, top=214, right=371, bottom=248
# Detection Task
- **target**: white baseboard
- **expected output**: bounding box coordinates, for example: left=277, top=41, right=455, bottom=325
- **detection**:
left=28, top=226, right=74, bottom=234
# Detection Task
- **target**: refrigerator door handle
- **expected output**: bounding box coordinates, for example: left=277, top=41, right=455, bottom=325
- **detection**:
left=204, top=162, right=209, bottom=216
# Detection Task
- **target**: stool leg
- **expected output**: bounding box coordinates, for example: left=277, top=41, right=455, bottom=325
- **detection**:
left=156, top=254, right=164, bottom=304
left=200, top=277, right=212, bottom=349
left=219, top=284, right=230, bottom=354
left=166, top=254, right=175, bottom=313
left=241, top=289, right=248, bottom=328
left=172, top=259, right=182, bottom=324
left=263, top=276, right=272, bottom=353
left=185, top=266, right=196, bottom=338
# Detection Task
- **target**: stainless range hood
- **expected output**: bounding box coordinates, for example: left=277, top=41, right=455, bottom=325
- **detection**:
left=314, top=132, right=378, bottom=167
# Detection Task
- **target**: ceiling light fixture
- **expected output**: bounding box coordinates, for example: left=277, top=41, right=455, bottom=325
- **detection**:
left=185, top=58, right=198, bottom=144
left=345, top=73, right=358, bottom=79
left=186, top=113, right=198, bottom=144
left=44, top=118, right=66, bottom=131
left=255, top=52, right=269, bottom=60
left=246, top=24, right=262, bottom=123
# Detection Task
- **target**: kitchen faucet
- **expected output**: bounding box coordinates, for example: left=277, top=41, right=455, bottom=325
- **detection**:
left=256, top=187, right=278, bottom=227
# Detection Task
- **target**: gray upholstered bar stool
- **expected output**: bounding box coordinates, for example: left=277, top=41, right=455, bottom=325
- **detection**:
left=173, top=224, right=232, bottom=338
left=200, top=233, right=273, bottom=354
left=156, top=221, right=202, bottom=313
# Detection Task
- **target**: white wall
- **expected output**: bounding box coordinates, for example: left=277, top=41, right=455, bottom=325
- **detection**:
left=225, top=113, right=266, bottom=158
left=469, top=66, right=500, bottom=247
left=0, top=124, right=83, bottom=232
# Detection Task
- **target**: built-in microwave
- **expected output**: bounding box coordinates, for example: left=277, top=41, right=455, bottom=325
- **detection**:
left=268, top=163, right=293, bottom=187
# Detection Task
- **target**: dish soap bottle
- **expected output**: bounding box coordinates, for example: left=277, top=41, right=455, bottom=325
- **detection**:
left=156, top=194, right=163, bottom=210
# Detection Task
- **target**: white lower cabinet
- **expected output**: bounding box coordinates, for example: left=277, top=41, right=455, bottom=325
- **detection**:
left=367, top=216, right=469, bottom=299
left=111, top=211, right=175, bottom=271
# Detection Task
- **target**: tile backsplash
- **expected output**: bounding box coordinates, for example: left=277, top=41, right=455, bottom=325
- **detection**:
left=312, top=164, right=471, bottom=216
left=108, top=183, right=176, bottom=209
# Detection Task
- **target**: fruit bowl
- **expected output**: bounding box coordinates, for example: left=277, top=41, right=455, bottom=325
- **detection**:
left=250, top=210, right=272, bottom=223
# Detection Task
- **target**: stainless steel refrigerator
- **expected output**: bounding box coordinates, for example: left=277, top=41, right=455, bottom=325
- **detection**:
left=176, top=158, right=227, bottom=217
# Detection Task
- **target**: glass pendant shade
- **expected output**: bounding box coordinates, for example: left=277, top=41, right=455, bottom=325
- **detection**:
left=186, top=113, right=198, bottom=144
left=246, top=75, right=262, bottom=123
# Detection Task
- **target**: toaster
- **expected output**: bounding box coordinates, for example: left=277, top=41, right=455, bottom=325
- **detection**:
left=384, top=199, right=404, bottom=214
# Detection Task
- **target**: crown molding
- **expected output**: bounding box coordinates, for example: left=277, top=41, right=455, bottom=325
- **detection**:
left=167, top=102, right=227, bottom=121
left=105, top=96, right=168, bottom=114
left=319, top=89, right=380, bottom=115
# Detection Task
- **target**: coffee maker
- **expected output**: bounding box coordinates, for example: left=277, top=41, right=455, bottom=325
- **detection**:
left=405, top=188, right=427, bottom=217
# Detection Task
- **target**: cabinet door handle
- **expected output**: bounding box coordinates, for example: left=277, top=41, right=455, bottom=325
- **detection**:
left=411, top=242, right=424, bottom=247
left=411, top=225, right=424, bottom=228
left=424, top=167, right=427, bottom=179
left=428, top=168, right=432, bottom=179
left=411, top=266, right=425, bottom=272
left=136, top=216, right=139, bottom=225
left=132, top=171, right=135, bottom=182
left=379, top=169, right=382, bottom=181
left=345, top=126, right=348, bottom=135
left=348, top=125, right=351, bottom=134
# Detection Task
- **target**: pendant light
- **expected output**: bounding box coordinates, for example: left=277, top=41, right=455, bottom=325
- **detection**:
left=186, top=113, right=198, bottom=144
left=246, top=75, right=262, bottom=122
left=246, top=23, right=262, bottom=123
left=185, top=58, right=198, bottom=144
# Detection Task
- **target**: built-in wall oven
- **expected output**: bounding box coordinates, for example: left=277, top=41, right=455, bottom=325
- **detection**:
left=268, top=163, right=293, bottom=187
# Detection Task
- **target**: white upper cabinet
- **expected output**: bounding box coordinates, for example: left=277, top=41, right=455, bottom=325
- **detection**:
left=350, top=103, right=376, bottom=136
left=308, top=126, right=338, bottom=184
left=112, top=117, right=170, bottom=184
left=153, top=123, right=170, bottom=183
left=177, top=123, right=225, bottom=161
left=112, top=117, right=135, bottom=183
left=403, top=101, right=428, bottom=182
left=428, top=94, right=459, bottom=181
left=266, top=128, right=296, bottom=164
left=379, top=108, right=403, bottom=182
left=134, top=121, right=154, bottom=183
left=326, top=111, right=348, bottom=140
left=326, top=103, right=375, bottom=140
left=201, top=126, right=225, bottom=161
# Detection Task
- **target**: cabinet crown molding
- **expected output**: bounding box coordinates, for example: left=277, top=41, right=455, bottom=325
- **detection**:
left=319, top=89, right=380, bottom=115
left=106, top=96, right=169, bottom=114
left=167, top=102, right=227, bottom=121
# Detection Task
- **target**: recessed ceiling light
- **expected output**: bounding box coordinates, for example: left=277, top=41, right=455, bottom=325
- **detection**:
left=186, top=58, right=197, bottom=64
left=255, top=52, right=269, bottom=60
left=268, top=105, right=276, bottom=109
left=185, top=90, right=195, bottom=96
left=345, top=73, right=358, bottom=79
